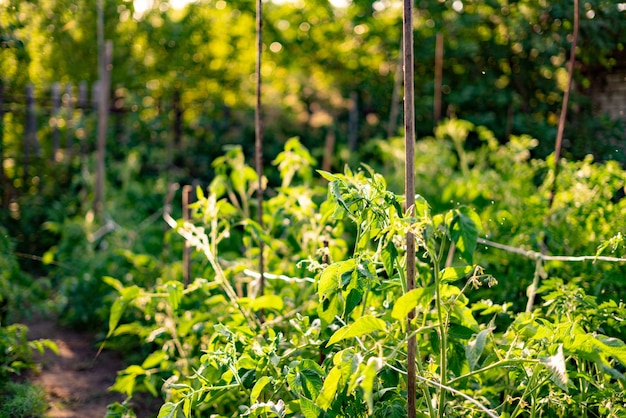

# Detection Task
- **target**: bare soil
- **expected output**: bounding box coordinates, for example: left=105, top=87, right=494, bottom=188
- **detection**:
left=25, top=317, right=127, bottom=418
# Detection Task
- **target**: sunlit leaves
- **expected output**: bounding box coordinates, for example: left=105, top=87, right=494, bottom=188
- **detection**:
left=391, top=287, right=435, bottom=322
left=540, top=344, right=569, bottom=392
left=327, top=315, right=386, bottom=346
left=447, top=206, right=482, bottom=264
left=316, top=365, right=342, bottom=410
left=104, top=276, right=140, bottom=339
left=465, top=326, right=495, bottom=371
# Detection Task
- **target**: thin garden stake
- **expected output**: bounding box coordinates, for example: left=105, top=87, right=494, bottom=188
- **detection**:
left=548, top=0, right=579, bottom=210
left=537, top=0, right=579, bottom=311
left=434, top=32, right=443, bottom=124
left=182, top=185, right=192, bottom=286
left=255, top=0, right=265, bottom=298
left=403, top=0, right=417, bottom=416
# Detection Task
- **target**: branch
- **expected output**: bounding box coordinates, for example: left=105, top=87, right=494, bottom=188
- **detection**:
left=478, top=238, right=626, bottom=263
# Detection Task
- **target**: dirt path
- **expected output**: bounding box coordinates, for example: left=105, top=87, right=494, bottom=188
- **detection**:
left=26, top=318, right=126, bottom=418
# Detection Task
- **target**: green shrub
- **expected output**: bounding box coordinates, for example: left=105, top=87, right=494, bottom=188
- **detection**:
left=0, top=381, right=48, bottom=418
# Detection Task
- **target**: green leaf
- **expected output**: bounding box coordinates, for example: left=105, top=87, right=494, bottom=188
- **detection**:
left=381, top=241, right=398, bottom=278
left=183, top=397, right=191, bottom=417
left=413, top=194, right=430, bottom=218
left=448, top=206, right=482, bottom=264
left=287, top=360, right=325, bottom=400
left=540, top=344, right=568, bottom=392
left=327, top=315, right=386, bottom=346
left=299, top=397, right=322, bottom=418
left=318, top=260, right=356, bottom=299
left=316, top=170, right=340, bottom=182
left=361, top=357, right=383, bottom=414
left=103, top=276, right=124, bottom=293
left=110, top=372, right=137, bottom=397
left=251, top=295, right=284, bottom=312
left=141, top=350, right=167, bottom=369
left=144, top=376, right=159, bottom=397
left=391, top=287, right=435, bottom=321
left=440, top=266, right=474, bottom=284
left=251, top=376, right=272, bottom=404
left=465, top=326, right=495, bottom=371
left=318, top=294, right=343, bottom=325
left=163, top=281, right=183, bottom=312
left=157, top=402, right=178, bottom=418
left=316, top=365, right=342, bottom=410
left=344, top=288, right=363, bottom=318
left=329, top=181, right=352, bottom=214
left=107, top=285, right=141, bottom=338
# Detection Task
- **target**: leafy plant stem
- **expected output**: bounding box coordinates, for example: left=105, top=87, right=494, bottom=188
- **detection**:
left=413, top=335, right=437, bottom=418
left=525, top=258, right=543, bottom=313
left=447, top=358, right=540, bottom=385
left=385, top=362, right=498, bottom=418
left=431, top=244, right=448, bottom=417
left=577, top=358, right=589, bottom=418
left=509, top=363, right=541, bottom=418
left=396, top=256, right=408, bottom=296
left=169, top=217, right=261, bottom=330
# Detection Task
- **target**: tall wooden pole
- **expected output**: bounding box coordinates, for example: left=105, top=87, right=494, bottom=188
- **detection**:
left=548, top=0, right=579, bottom=210
left=95, top=41, right=112, bottom=216
left=64, top=83, right=74, bottom=156
left=255, top=0, right=265, bottom=298
left=51, top=82, right=61, bottom=161
left=0, top=79, right=6, bottom=208
left=403, top=0, right=416, bottom=416
left=95, top=0, right=111, bottom=216
left=387, top=41, right=403, bottom=139
left=434, top=32, right=444, bottom=125
left=24, top=84, right=38, bottom=182
left=182, top=185, right=192, bottom=286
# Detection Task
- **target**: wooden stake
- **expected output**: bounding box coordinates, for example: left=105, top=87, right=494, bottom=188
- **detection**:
left=64, top=83, right=74, bottom=156
left=548, top=0, right=579, bottom=211
left=322, top=127, right=336, bottom=172
left=403, top=0, right=417, bottom=416
left=95, top=41, right=112, bottom=216
left=25, top=84, right=38, bottom=181
left=51, top=82, right=61, bottom=161
left=255, top=0, right=265, bottom=298
left=182, top=185, right=192, bottom=286
left=434, top=32, right=444, bottom=125
left=0, top=79, right=7, bottom=208
left=387, top=41, right=403, bottom=139
left=348, top=91, right=358, bottom=151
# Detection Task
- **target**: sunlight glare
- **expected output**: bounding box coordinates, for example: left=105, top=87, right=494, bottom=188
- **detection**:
left=134, top=0, right=194, bottom=18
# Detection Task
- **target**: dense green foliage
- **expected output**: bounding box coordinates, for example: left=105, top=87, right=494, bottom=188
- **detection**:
left=1, top=0, right=625, bottom=166
left=92, top=133, right=626, bottom=417
left=1, top=0, right=626, bottom=416
left=0, top=381, right=48, bottom=418
left=0, top=228, right=58, bottom=416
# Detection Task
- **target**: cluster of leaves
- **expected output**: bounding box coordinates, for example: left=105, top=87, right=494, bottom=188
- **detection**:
left=1, top=0, right=625, bottom=185
left=103, top=138, right=626, bottom=417
left=366, top=118, right=626, bottom=314
left=0, top=228, right=58, bottom=418
left=38, top=150, right=184, bottom=328
left=0, top=381, right=48, bottom=418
